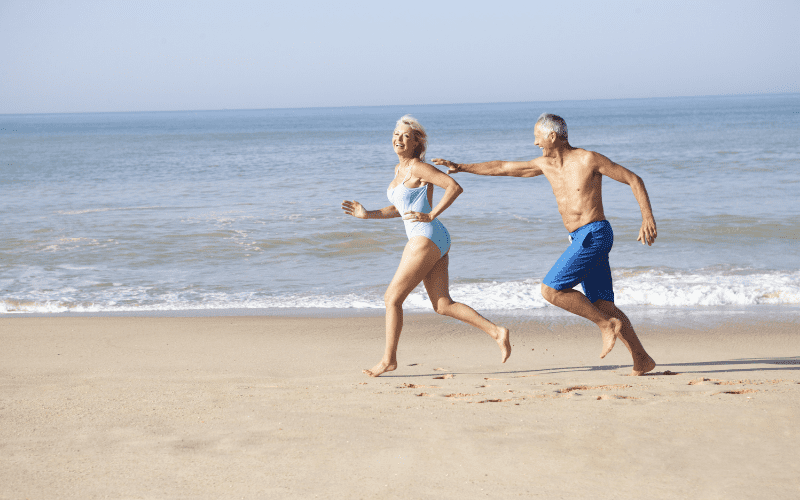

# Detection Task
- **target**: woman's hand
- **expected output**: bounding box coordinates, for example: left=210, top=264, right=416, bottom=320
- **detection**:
left=342, top=200, right=368, bottom=219
left=403, top=211, right=433, bottom=223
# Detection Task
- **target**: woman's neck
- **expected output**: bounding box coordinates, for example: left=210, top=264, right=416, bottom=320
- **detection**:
left=396, top=157, right=417, bottom=169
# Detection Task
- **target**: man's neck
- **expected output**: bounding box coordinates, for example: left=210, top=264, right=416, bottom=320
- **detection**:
left=543, top=142, right=573, bottom=161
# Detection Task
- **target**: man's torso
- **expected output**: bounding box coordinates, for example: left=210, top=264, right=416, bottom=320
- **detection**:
left=537, top=148, right=606, bottom=232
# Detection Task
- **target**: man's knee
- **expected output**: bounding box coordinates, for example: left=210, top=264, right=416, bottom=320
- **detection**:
left=541, top=283, right=558, bottom=304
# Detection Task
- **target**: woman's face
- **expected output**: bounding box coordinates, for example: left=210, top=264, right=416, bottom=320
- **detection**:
left=393, top=124, right=417, bottom=157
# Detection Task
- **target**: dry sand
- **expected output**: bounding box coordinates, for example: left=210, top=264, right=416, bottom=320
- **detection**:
left=2, top=312, right=799, bottom=499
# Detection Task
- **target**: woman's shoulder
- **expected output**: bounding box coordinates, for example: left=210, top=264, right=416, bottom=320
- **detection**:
left=410, top=159, right=445, bottom=176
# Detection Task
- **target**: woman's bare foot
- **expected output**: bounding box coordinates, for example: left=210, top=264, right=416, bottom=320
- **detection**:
left=599, top=318, right=622, bottom=358
left=495, top=326, right=511, bottom=363
left=630, top=354, right=657, bottom=376
left=363, top=360, right=397, bottom=377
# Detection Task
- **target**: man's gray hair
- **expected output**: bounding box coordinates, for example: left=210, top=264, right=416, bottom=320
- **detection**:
left=536, top=113, right=568, bottom=141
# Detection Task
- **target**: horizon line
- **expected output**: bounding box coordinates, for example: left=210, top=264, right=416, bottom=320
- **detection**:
left=2, top=91, right=798, bottom=117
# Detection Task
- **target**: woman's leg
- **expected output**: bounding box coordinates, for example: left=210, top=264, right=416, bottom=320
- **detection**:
left=422, top=253, right=511, bottom=363
left=363, top=237, right=443, bottom=377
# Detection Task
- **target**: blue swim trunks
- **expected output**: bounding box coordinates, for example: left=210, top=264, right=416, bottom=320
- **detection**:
left=543, top=220, right=614, bottom=303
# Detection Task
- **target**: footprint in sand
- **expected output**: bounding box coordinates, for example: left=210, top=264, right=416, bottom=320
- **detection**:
left=596, top=394, right=638, bottom=400
left=434, top=373, right=454, bottom=379
left=559, top=384, right=631, bottom=394
left=398, top=383, right=438, bottom=389
left=688, top=377, right=747, bottom=386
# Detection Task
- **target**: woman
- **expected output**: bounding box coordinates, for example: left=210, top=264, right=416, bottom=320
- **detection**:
left=342, top=115, right=511, bottom=377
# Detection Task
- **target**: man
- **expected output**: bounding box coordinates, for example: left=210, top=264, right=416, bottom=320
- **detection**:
left=433, top=113, right=656, bottom=375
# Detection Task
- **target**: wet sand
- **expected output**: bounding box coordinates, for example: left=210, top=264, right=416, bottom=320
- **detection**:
left=2, top=313, right=799, bottom=499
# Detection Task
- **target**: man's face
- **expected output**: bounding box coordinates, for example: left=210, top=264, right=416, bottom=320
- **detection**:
left=534, top=124, right=555, bottom=153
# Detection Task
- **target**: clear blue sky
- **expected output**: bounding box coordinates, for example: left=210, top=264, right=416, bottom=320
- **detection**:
left=2, top=0, right=798, bottom=114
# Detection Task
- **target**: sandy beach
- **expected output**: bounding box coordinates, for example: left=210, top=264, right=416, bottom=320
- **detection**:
left=2, top=312, right=799, bottom=499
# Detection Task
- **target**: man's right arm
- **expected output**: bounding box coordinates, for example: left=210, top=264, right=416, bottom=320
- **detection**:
left=432, top=158, right=543, bottom=178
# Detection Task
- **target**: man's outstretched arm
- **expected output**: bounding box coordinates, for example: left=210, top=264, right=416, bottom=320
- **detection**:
left=432, top=158, right=543, bottom=178
left=596, top=154, right=657, bottom=246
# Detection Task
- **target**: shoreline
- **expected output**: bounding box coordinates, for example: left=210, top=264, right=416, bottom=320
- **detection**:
left=2, top=313, right=799, bottom=498
left=4, top=303, right=799, bottom=323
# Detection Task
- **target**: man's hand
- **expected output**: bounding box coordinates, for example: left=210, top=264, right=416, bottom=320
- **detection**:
left=432, top=158, right=461, bottom=174
left=637, top=217, right=657, bottom=246
left=342, top=200, right=368, bottom=219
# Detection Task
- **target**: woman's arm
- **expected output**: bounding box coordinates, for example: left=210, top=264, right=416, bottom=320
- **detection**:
left=403, top=162, right=463, bottom=223
left=342, top=200, right=400, bottom=219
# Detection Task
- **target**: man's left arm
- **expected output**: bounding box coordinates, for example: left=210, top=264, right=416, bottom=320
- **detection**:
left=596, top=154, right=657, bottom=246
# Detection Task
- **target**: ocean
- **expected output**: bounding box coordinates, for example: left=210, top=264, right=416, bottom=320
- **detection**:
left=2, top=94, right=799, bottom=316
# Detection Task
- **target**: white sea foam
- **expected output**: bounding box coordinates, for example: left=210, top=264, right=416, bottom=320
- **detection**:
left=613, top=269, right=800, bottom=307
left=3, top=269, right=799, bottom=314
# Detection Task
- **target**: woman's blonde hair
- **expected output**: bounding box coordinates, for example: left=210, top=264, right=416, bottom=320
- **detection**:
left=395, top=114, right=428, bottom=161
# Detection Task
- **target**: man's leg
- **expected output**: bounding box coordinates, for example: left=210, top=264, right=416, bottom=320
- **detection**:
left=540, top=283, right=621, bottom=358
left=542, top=222, right=623, bottom=358
left=593, top=299, right=656, bottom=376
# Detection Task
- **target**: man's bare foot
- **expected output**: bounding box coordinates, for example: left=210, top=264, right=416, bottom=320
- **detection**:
left=495, top=327, right=511, bottom=363
left=630, top=354, right=656, bottom=376
left=363, top=361, right=397, bottom=377
left=599, top=318, right=622, bottom=358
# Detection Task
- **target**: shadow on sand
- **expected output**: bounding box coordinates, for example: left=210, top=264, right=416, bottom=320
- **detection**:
left=378, top=356, right=800, bottom=378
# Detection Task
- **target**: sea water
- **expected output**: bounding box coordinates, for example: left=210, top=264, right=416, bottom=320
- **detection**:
left=2, top=94, right=799, bottom=315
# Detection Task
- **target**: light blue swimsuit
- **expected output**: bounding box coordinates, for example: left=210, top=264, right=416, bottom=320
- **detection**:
left=387, top=168, right=451, bottom=257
